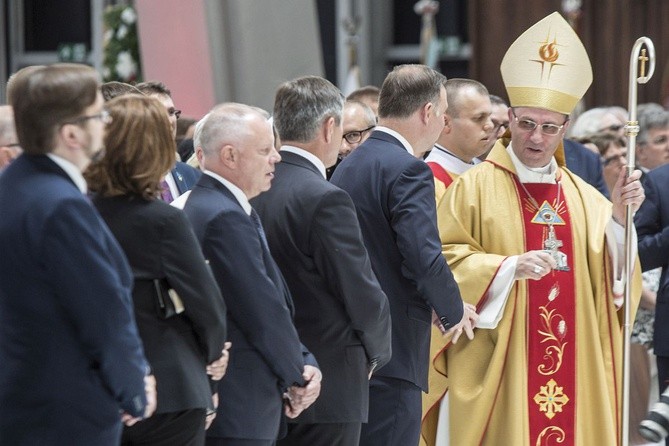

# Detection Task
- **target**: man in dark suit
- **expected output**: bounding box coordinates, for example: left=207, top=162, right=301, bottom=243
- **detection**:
left=331, top=64, right=478, bottom=446
left=251, top=76, right=392, bottom=446
left=0, top=64, right=156, bottom=445
left=183, top=103, right=321, bottom=446
left=635, top=163, right=669, bottom=446
left=135, top=80, right=201, bottom=201
left=563, top=138, right=609, bottom=197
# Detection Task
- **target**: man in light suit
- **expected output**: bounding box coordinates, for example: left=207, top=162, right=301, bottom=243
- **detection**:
left=0, top=64, right=156, bottom=445
left=136, top=81, right=201, bottom=201
left=331, top=64, right=478, bottom=446
left=183, top=103, right=321, bottom=446
left=251, top=76, right=392, bottom=446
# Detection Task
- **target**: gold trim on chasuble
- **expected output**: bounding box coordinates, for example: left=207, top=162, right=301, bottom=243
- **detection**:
left=516, top=180, right=576, bottom=445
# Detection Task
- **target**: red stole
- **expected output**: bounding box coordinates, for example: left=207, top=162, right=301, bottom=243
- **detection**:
left=427, top=161, right=454, bottom=188
left=516, top=180, right=576, bottom=445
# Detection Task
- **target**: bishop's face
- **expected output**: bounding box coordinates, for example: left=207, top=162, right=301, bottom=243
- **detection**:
left=508, top=107, right=569, bottom=168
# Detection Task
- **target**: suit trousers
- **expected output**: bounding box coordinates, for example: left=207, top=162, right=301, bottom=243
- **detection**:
left=121, top=409, right=206, bottom=446
left=656, top=355, right=669, bottom=446
left=277, top=421, right=361, bottom=446
left=359, top=376, right=422, bottom=446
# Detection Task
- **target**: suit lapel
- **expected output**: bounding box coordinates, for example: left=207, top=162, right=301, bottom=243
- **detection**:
left=279, top=151, right=323, bottom=179
left=28, top=154, right=80, bottom=189
left=171, top=167, right=187, bottom=195
left=197, top=173, right=296, bottom=315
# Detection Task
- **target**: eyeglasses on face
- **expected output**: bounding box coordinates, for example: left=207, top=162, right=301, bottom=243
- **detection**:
left=63, top=109, right=112, bottom=126
left=167, top=108, right=182, bottom=119
left=512, top=110, right=567, bottom=136
left=343, top=125, right=375, bottom=144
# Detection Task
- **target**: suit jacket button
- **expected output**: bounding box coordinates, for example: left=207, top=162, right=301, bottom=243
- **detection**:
left=440, top=317, right=451, bottom=330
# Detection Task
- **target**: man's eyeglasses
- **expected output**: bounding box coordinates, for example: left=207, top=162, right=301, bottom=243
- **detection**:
left=512, top=110, right=567, bottom=136
left=343, top=125, right=375, bottom=144
left=64, top=109, right=112, bottom=126
left=168, top=108, right=182, bottom=119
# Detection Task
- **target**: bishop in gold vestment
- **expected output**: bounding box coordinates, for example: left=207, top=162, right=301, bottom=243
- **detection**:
left=433, top=12, right=645, bottom=446
left=438, top=138, right=642, bottom=445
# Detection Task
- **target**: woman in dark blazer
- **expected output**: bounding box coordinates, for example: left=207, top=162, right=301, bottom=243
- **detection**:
left=86, top=94, right=228, bottom=446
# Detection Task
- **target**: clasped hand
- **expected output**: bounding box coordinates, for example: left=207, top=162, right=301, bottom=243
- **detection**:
left=433, top=302, right=479, bottom=344
left=283, top=365, right=322, bottom=418
left=121, top=374, right=157, bottom=427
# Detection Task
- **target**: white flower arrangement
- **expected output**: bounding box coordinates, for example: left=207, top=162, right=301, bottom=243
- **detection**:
left=103, top=5, right=142, bottom=83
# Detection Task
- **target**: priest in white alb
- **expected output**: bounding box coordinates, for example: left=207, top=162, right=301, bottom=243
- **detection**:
left=437, top=12, right=644, bottom=445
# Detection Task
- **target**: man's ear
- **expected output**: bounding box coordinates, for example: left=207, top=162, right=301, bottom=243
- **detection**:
left=443, top=114, right=453, bottom=133
left=420, top=102, right=434, bottom=125
left=219, top=144, right=236, bottom=168
left=323, top=116, right=336, bottom=144
left=58, top=123, right=83, bottom=150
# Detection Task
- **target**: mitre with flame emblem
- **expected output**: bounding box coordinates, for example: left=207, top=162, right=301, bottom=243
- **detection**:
left=500, top=12, right=592, bottom=115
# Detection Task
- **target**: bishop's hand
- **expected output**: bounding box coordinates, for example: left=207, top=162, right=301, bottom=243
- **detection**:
left=610, top=168, right=644, bottom=226
left=515, top=250, right=557, bottom=280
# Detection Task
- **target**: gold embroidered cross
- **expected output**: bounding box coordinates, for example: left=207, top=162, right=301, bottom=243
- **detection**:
left=533, top=379, right=569, bottom=419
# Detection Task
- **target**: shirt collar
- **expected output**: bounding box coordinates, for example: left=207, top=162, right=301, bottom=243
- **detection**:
left=426, top=144, right=480, bottom=175
left=374, top=126, right=415, bottom=156
left=506, top=143, right=557, bottom=183
left=46, top=153, right=87, bottom=193
left=280, top=145, right=326, bottom=179
left=203, top=169, right=252, bottom=215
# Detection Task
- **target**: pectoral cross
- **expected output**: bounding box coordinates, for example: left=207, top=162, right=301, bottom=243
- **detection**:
left=543, top=225, right=570, bottom=271
left=639, top=48, right=649, bottom=78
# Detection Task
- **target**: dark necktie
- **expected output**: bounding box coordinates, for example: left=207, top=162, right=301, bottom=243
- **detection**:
left=249, top=208, right=270, bottom=254
left=250, top=207, right=294, bottom=312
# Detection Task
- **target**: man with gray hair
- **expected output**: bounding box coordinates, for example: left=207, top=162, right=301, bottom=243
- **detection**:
left=0, top=105, right=20, bottom=170
left=251, top=76, right=392, bottom=446
left=182, top=103, right=321, bottom=446
left=331, top=64, right=477, bottom=446
left=327, top=100, right=376, bottom=178
left=637, top=107, right=669, bottom=173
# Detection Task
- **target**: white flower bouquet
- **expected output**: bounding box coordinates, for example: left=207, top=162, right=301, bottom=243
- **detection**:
left=102, top=5, right=142, bottom=82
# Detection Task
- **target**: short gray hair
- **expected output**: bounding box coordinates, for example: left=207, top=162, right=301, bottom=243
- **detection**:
left=273, top=76, right=344, bottom=143
left=344, top=100, right=376, bottom=127
left=198, top=103, right=268, bottom=156
left=638, top=109, right=669, bottom=145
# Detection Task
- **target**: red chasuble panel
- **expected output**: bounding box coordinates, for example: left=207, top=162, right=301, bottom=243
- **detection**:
left=427, top=161, right=454, bottom=188
left=516, top=180, right=576, bottom=445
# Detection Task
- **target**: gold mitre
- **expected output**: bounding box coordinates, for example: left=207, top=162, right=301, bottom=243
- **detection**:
left=501, top=12, right=593, bottom=115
